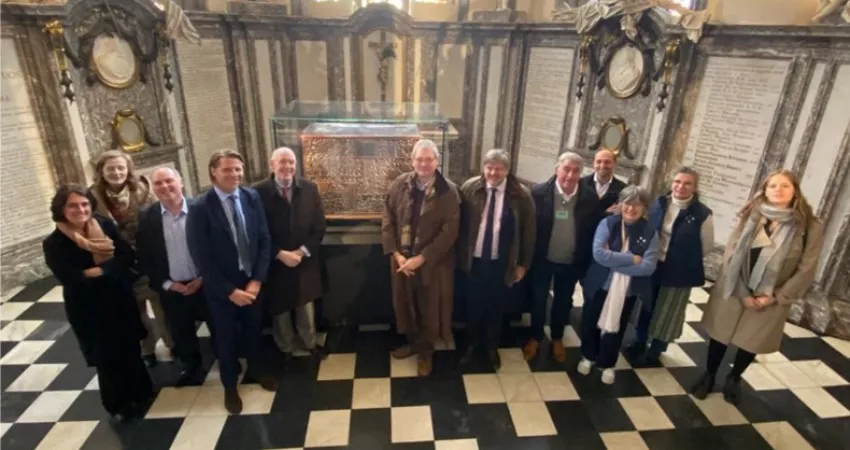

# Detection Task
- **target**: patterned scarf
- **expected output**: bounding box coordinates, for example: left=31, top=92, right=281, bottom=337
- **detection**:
left=399, top=176, right=438, bottom=254
left=56, top=218, right=115, bottom=264
left=720, top=203, right=796, bottom=299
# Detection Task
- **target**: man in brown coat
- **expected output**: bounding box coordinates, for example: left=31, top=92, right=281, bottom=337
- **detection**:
left=457, top=149, right=536, bottom=370
left=381, top=139, right=460, bottom=377
left=254, top=147, right=328, bottom=361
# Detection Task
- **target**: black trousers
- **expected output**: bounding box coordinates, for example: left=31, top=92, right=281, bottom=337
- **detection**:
left=97, top=330, right=153, bottom=415
left=580, top=290, right=638, bottom=369
left=160, top=288, right=216, bottom=368
left=530, top=259, right=580, bottom=341
left=466, top=258, right=509, bottom=352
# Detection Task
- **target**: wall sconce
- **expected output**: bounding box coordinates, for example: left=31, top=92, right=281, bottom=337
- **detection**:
left=654, top=38, right=681, bottom=112
left=157, top=27, right=174, bottom=93
left=43, top=19, right=75, bottom=102
left=576, top=34, right=594, bottom=100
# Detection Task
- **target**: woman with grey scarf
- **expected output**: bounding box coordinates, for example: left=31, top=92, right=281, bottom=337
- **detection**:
left=692, top=169, right=823, bottom=404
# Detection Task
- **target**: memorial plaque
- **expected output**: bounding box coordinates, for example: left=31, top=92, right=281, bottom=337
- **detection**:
left=176, top=39, right=238, bottom=184
left=0, top=39, right=56, bottom=248
left=682, top=56, right=789, bottom=245
left=516, top=47, right=575, bottom=182
left=301, top=123, right=420, bottom=219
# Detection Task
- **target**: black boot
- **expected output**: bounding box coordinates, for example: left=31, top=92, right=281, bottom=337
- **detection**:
left=690, top=372, right=715, bottom=400
left=723, top=376, right=742, bottom=405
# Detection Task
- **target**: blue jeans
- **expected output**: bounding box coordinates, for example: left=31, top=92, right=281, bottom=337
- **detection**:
left=530, top=259, right=580, bottom=341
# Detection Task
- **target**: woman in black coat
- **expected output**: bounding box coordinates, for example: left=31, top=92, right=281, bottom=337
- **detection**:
left=42, top=184, right=153, bottom=421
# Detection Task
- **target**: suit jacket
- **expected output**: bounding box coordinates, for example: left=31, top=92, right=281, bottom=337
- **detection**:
left=581, top=173, right=627, bottom=213
left=254, top=175, right=327, bottom=315
left=136, top=197, right=196, bottom=294
left=186, top=186, right=272, bottom=301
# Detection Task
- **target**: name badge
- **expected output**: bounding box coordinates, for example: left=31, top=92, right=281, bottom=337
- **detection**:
left=555, top=210, right=570, bottom=220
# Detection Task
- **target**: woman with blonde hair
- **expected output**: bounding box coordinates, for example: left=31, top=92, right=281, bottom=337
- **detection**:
left=692, top=169, right=823, bottom=404
left=91, top=150, right=173, bottom=367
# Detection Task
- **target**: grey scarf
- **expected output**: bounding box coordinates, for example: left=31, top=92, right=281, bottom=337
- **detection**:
left=720, top=203, right=796, bottom=299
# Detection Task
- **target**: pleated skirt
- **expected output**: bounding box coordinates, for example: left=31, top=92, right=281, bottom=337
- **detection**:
left=647, top=287, right=691, bottom=343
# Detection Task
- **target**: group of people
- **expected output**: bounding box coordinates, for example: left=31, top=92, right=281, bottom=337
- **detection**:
left=43, top=138, right=823, bottom=422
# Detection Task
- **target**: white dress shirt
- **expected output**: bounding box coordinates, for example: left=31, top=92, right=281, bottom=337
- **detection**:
left=474, top=178, right=507, bottom=259
left=594, top=172, right=613, bottom=199
left=555, top=180, right=578, bottom=203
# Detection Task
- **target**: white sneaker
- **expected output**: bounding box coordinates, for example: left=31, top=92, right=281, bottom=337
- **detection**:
left=578, top=358, right=593, bottom=375
left=601, top=368, right=615, bottom=384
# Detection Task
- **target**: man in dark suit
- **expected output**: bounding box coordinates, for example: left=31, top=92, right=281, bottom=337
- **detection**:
left=581, top=149, right=627, bottom=214
left=523, top=151, right=603, bottom=363
left=137, top=167, right=214, bottom=387
left=187, top=150, right=277, bottom=414
left=254, top=147, right=327, bottom=361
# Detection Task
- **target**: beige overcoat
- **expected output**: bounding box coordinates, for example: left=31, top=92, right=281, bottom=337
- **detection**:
left=702, top=211, right=823, bottom=354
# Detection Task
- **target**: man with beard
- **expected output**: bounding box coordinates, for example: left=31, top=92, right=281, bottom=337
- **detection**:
left=381, top=139, right=460, bottom=377
left=254, top=147, right=328, bottom=362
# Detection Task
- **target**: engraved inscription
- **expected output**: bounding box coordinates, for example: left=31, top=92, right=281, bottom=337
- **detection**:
left=176, top=39, right=238, bottom=184
left=0, top=39, right=56, bottom=248
left=516, top=47, right=575, bottom=182
left=683, top=57, right=789, bottom=245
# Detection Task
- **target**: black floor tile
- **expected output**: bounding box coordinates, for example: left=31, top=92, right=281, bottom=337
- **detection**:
left=312, top=380, right=354, bottom=410
left=641, top=427, right=727, bottom=450
left=824, top=385, right=850, bottom=411
left=0, top=423, right=53, bottom=450
left=545, top=400, right=607, bottom=448
left=0, top=364, right=27, bottom=391
left=0, top=391, right=41, bottom=422
left=581, top=397, right=636, bottom=432
left=715, top=424, right=773, bottom=449
left=790, top=417, right=850, bottom=450
left=431, top=402, right=515, bottom=442
left=15, top=303, right=67, bottom=322
left=34, top=333, right=87, bottom=365
left=348, top=408, right=391, bottom=449
left=26, top=320, right=72, bottom=341
left=655, top=395, right=713, bottom=429
left=61, top=390, right=111, bottom=422
left=125, top=418, right=183, bottom=450
left=216, top=411, right=310, bottom=450
left=738, top=389, right=820, bottom=424
left=570, top=367, right=650, bottom=399
left=478, top=435, right=580, bottom=450
left=80, top=419, right=142, bottom=450
left=1, top=341, right=18, bottom=358
left=391, top=375, right=467, bottom=407
left=355, top=347, right=391, bottom=378
left=5, top=278, right=57, bottom=303
left=46, top=362, right=96, bottom=391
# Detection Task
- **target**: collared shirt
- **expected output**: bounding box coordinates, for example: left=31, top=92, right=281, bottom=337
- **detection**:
left=474, top=178, right=507, bottom=259
left=273, top=177, right=311, bottom=258
left=594, top=172, right=613, bottom=199
left=160, top=198, right=198, bottom=290
left=213, top=185, right=249, bottom=272
left=555, top=180, right=578, bottom=204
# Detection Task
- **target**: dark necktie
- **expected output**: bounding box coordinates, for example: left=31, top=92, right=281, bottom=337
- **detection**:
left=281, top=185, right=291, bottom=203
left=228, top=195, right=252, bottom=275
left=481, top=187, right=497, bottom=260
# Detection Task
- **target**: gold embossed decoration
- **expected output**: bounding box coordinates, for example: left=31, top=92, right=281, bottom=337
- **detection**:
left=110, top=110, right=159, bottom=152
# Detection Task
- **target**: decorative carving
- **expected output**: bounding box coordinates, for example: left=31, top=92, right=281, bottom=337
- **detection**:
left=589, top=116, right=634, bottom=160
left=653, top=38, right=681, bottom=111
left=42, top=19, right=75, bottom=102
left=110, top=109, right=159, bottom=152
left=368, top=31, right=397, bottom=103
left=812, top=0, right=850, bottom=23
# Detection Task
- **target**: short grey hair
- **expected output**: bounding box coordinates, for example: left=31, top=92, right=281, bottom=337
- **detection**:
left=271, top=146, right=297, bottom=162
left=482, top=149, right=511, bottom=169
left=556, top=151, right=584, bottom=169
left=672, top=166, right=700, bottom=191
left=618, top=185, right=650, bottom=207
left=412, top=139, right=440, bottom=160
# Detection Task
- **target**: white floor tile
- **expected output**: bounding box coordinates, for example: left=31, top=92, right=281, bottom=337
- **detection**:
left=391, top=406, right=434, bottom=443
left=822, top=337, right=850, bottom=358
left=390, top=353, right=418, bottom=378
left=84, top=375, right=99, bottom=391
left=791, top=387, right=850, bottom=419
left=741, top=363, right=786, bottom=391
left=755, top=352, right=790, bottom=363
left=0, top=423, right=11, bottom=438
left=599, top=431, right=650, bottom=450
left=187, top=386, right=229, bottom=416
left=614, top=353, right=632, bottom=370
left=0, top=302, right=35, bottom=321
left=169, top=416, right=226, bottom=450
left=659, top=344, right=696, bottom=368
left=304, top=410, right=351, bottom=447
left=238, top=384, right=276, bottom=415
left=498, top=373, right=542, bottom=402
left=0, top=320, right=43, bottom=342
left=36, top=286, right=64, bottom=303
left=618, top=397, right=674, bottom=431
left=352, top=378, right=391, bottom=409
left=16, top=390, right=81, bottom=423
left=792, top=360, right=848, bottom=387
left=533, top=372, right=579, bottom=401
left=35, top=421, right=98, bottom=450
left=690, top=393, right=749, bottom=426
left=634, top=368, right=685, bottom=396
left=507, top=402, right=557, bottom=437
left=196, top=323, right=211, bottom=338
left=562, top=326, right=581, bottom=347
left=435, top=439, right=479, bottom=450
left=689, top=288, right=709, bottom=304
left=783, top=323, right=817, bottom=338
left=6, top=364, right=66, bottom=392
left=147, top=387, right=203, bottom=418
left=463, top=374, right=506, bottom=404
left=496, top=348, right=530, bottom=374
left=317, top=353, right=356, bottom=381
left=1, top=286, right=25, bottom=303
left=753, top=421, right=815, bottom=450
left=0, top=341, right=54, bottom=365
left=764, top=362, right=818, bottom=389
left=684, top=303, right=703, bottom=322
left=674, top=323, right=705, bottom=344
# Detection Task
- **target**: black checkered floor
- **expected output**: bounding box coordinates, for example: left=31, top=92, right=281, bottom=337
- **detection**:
left=2, top=278, right=850, bottom=450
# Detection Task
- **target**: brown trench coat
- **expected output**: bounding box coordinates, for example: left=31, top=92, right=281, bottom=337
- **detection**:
left=254, top=176, right=327, bottom=316
left=381, top=171, right=460, bottom=343
left=702, top=212, right=824, bottom=354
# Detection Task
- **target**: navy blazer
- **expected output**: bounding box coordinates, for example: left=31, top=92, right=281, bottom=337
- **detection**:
left=186, top=186, right=272, bottom=300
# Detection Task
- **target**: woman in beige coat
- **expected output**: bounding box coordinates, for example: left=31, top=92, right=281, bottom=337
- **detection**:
left=692, top=169, right=823, bottom=404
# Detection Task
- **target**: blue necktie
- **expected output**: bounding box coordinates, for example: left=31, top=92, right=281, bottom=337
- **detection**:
left=482, top=187, right=496, bottom=260
left=228, top=195, right=252, bottom=275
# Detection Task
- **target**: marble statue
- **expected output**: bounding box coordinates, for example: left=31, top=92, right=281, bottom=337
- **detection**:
left=153, top=0, right=201, bottom=44
left=812, top=0, right=850, bottom=23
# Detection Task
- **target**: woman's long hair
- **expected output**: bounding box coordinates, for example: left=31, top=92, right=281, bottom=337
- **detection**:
left=92, top=150, right=145, bottom=195
left=738, top=169, right=815, bottom=226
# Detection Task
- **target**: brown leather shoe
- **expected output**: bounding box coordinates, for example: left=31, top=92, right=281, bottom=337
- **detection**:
left=392, top=346, right=418, bottom=359
left=417, top=355, right=433, bottom=377
left=224, top=388, right=243, bottom=414
left=522, top=339, right=540, bottom=361
left=257, top=374, right=279, bottom=392
left=552, top=340, right=566, bottom=363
